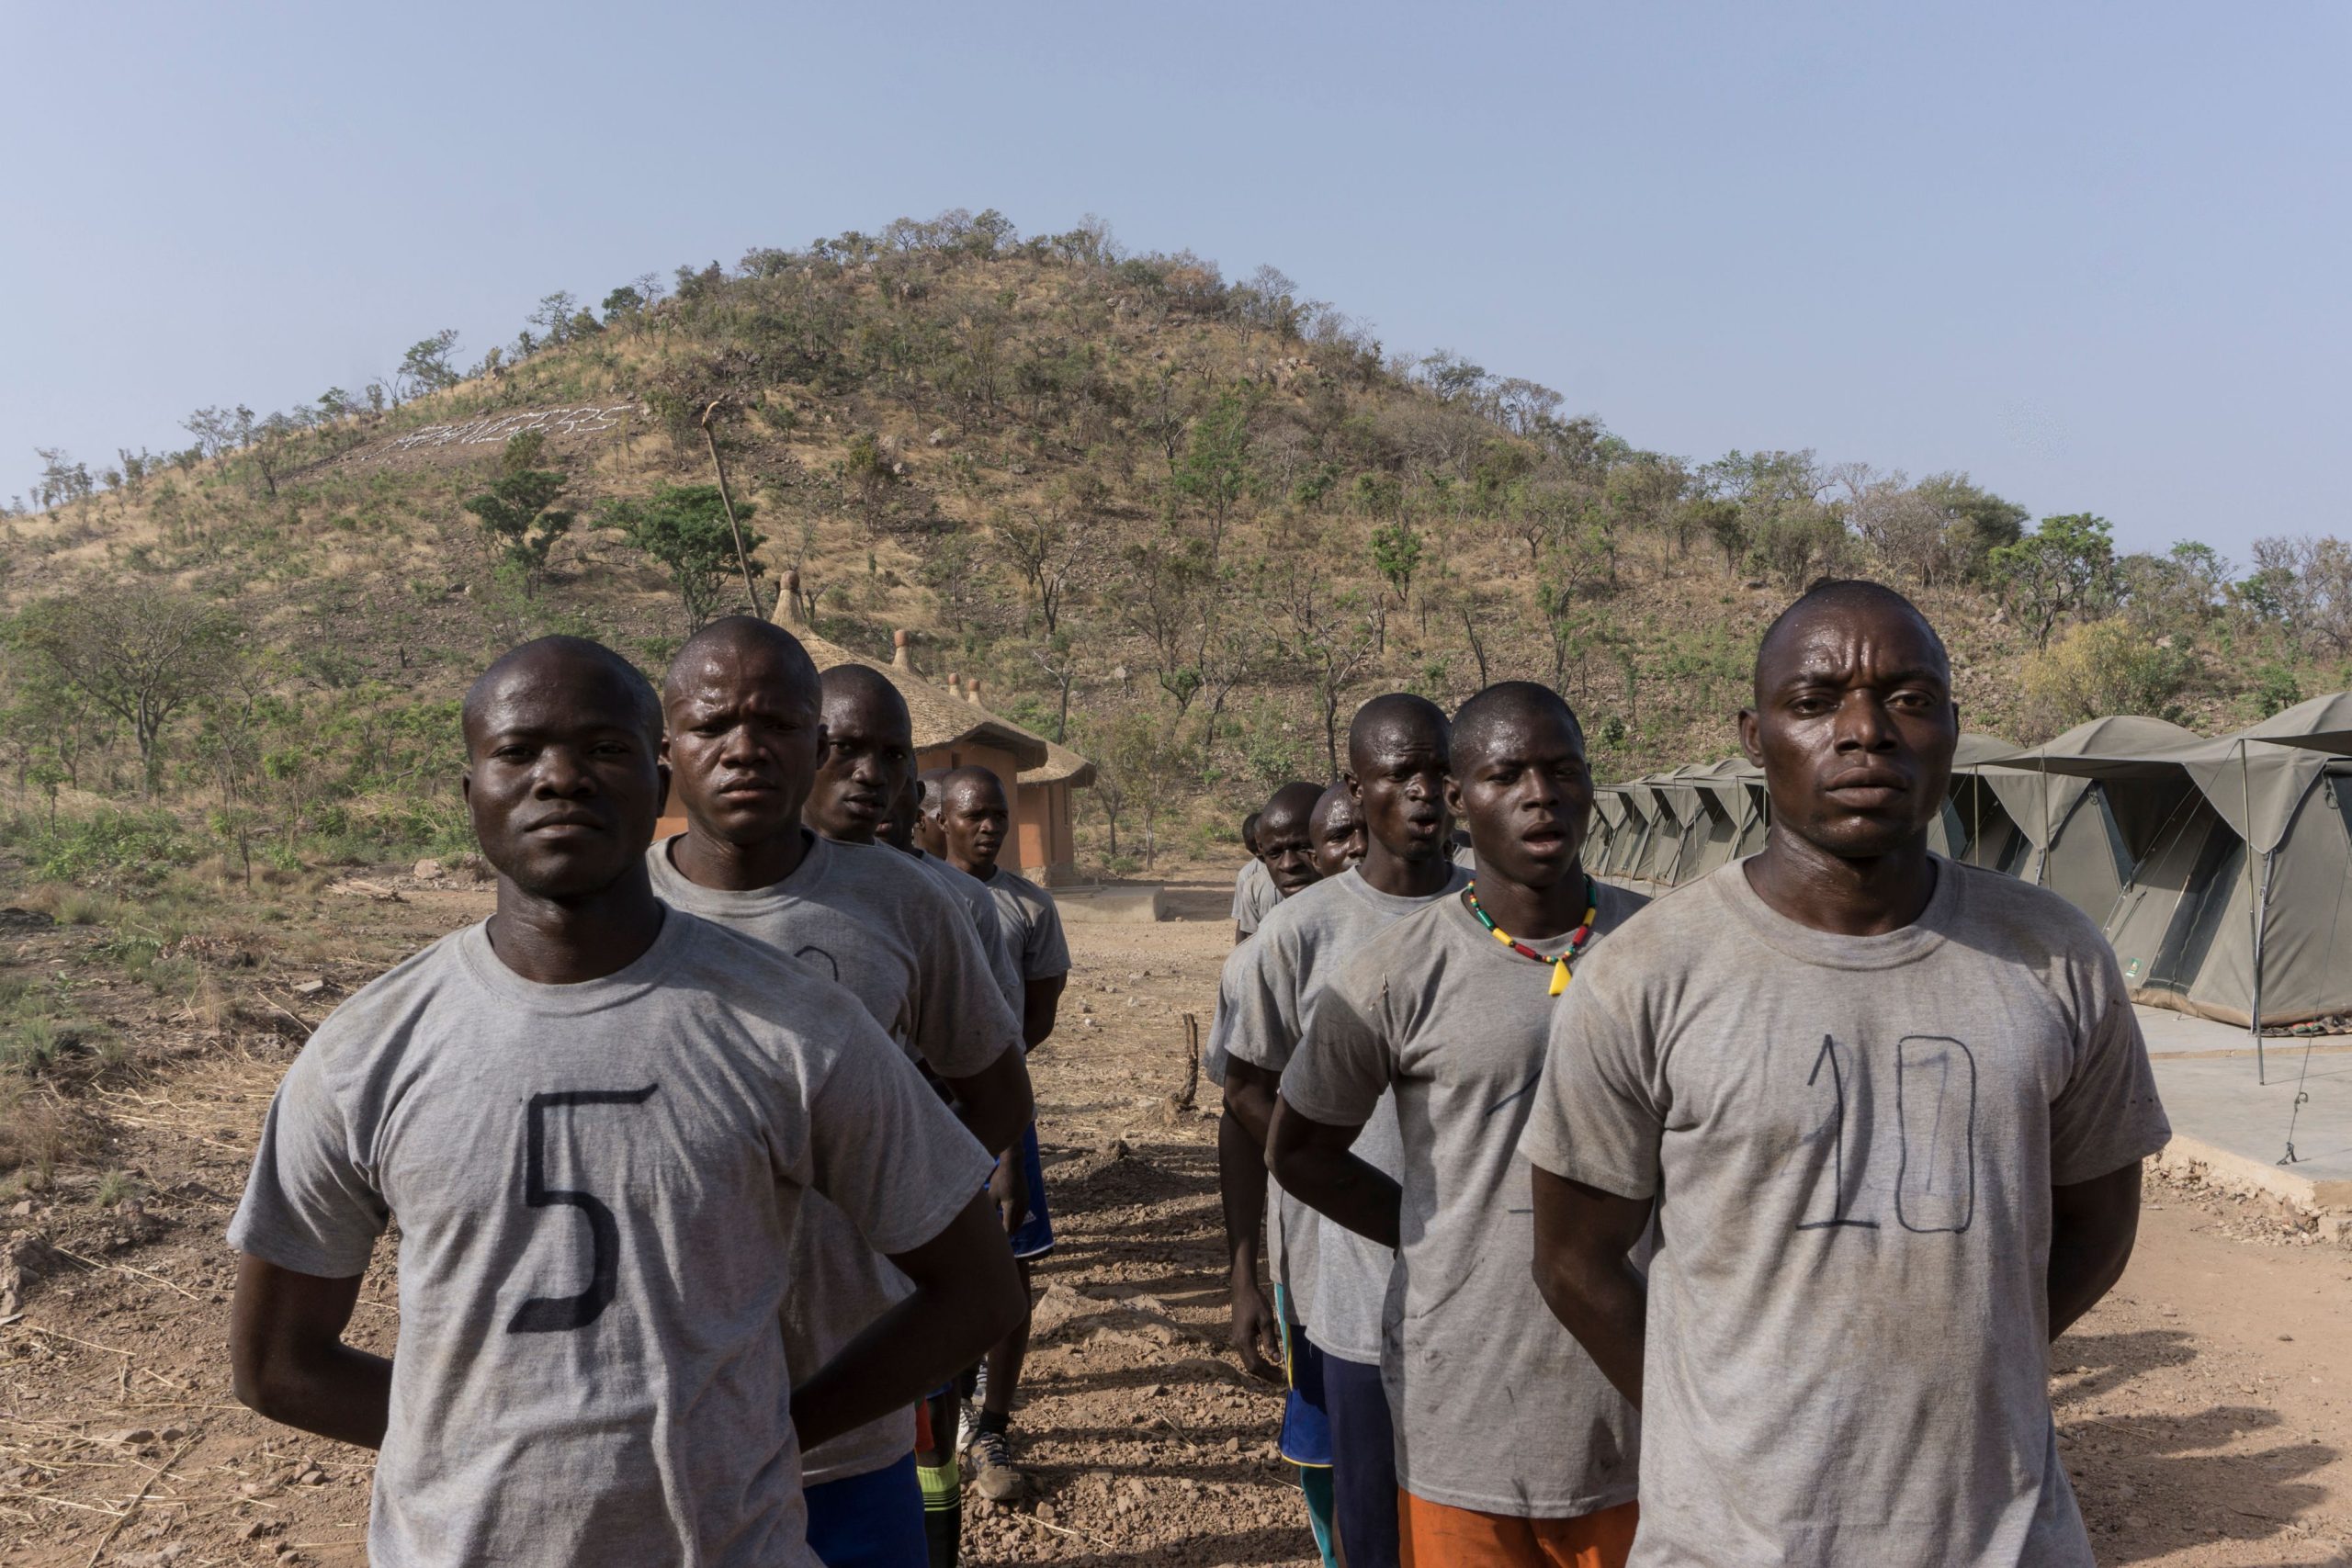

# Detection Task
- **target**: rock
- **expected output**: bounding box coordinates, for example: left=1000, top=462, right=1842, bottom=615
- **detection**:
left=290, top=976, right=326, bottom=996
left=240, top=1519, right=284, bottom=1541
left=413, top=858, right=444, bottom=881
left=927, top=428, right=951, bottom=446
left=0, top=906, right=54, bottom=931
left=0, top=1228, right=59, bottom=1314
left=103, top=1428, right=159, bottom=1446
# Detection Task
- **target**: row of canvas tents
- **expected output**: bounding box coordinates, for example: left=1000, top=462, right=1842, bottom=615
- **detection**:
left=1587, top=693, right=2352, bottom=1037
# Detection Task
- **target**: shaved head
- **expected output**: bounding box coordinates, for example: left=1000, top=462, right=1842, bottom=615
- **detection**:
left=820, top=662, right=910, bottom=738
left=1348, top=692, right=1450, bottom=775
left=1308, top=780, right=1365, bottom=877
left=1452, top=682, right=1583, bottom=770
left=463, top=636, right=661, bottom=756
left=662, top=615, right=821, bottom=715
left=1259, top=782, right=1323, bottom=838
left=1755, top=580, right=1947, bottom=700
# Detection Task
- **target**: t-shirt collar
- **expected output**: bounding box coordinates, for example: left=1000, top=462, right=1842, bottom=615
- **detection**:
left=1710, top=852, right=1959, bottom=971
left=650, top=829, right=831, bottom=911
left=455, top=900, right=698, bottom=1015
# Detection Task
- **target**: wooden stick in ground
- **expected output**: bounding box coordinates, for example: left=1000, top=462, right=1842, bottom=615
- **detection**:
left=1174, top=1012, right=1200, bottom=1111
left=84, top=1425, right=203, bottom=1567
left=698, top=399, right=767, bottom=621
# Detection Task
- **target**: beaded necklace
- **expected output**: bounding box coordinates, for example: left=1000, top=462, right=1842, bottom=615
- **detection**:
left=1463, top=877, right=1598, bottom=997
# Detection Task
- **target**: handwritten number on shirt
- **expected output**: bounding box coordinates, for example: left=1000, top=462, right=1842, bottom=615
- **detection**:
left=508, top=1085, right=662, bottom=1334
left=1796, top=1035, right=1976, bottom=1235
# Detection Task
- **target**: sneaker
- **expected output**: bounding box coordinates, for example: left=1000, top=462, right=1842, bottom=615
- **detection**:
left=967, top=1426, right=1023, bottom=1503
left=956, top=1398, right=979, bottom=1456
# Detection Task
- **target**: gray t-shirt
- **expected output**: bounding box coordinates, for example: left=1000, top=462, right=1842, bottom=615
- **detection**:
left=1283, top=882, right=1648, bottom=1517
left=647, top=832, right=1020, bottom=1485
left=1204, top=936, right=1317, bottom=1331
left=1225, top=863, right=1468, bottom=1363
left=916, top=847, right=1024, bottom=1016
left=1232, top=857, right=1281, bottom=937
left=1519, top=858, right=2171, bottom=1568
left=227, top=911, right=991, bottom=1568
left=979, top=863, right=1070, bottom=983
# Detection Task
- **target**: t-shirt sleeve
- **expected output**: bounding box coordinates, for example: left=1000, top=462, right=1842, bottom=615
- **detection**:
left=225, top=1038, right=390, bottom=1278
left=1221, top=929, right=1303, bottom=1074
left=2049, top=952, right=2172, bottom=1186
left=1023, top=894, right=1071, bottom=981
left=1230, top=868, right=1252, bottom=924
left=1518, top=979, right=1667, bottom=1200
left=909, top=890, right=1024, bottom=1081
left=1279, top=964, right=1393, bottom=1130
left=805, top=1014, right=995, bottom=1256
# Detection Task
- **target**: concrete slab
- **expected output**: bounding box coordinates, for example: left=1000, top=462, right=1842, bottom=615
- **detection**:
left=2142, top=1005, right=2352, bottom=1210
left=1053, top=886, right=1166, bottom=924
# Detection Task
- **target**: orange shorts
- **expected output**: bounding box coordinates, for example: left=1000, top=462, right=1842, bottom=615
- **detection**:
left=1397, top=1492, right=1638, bottom=1568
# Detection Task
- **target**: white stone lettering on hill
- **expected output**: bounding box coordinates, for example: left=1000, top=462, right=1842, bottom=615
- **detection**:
left=379, top=404, right=640, bottom=454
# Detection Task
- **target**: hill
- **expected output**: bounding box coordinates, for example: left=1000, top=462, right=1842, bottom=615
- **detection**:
left=6, top=207, right=2347, bottom=880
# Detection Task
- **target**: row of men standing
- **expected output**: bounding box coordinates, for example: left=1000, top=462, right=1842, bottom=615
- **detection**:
left=1209, top=580, right=2170, bottom=1568
left=224, top=619, right=1076, bottom=1567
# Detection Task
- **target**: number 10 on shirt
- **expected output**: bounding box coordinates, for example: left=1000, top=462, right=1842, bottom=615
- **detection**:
left=1797, top=1035, right=1976, bottom=1236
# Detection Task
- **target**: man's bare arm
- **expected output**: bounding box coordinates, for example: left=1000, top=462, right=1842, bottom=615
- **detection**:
left=229, top=1255, right=392, bottom=1450
left=1021, top=975, right=1067, bottom=1051
left=1216, top=1102, right=1280, bottom=1377
left=1529, top=1167, right=1652, bottom=1409
left=1267, top=1096, right=1398, bottom=1251
left=1219, top=1057, right=1280, bottom=1149
left=2049, top=1160, right=2143, bottom=1339
left=941, top=1043, right=1035, bottom=1161
left=792, top=1191, right=1023, bottom=1450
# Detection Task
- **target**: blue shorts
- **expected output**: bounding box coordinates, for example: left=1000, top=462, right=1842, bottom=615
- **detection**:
left=804, top=1453, right=926, bottom=1568
left=1275, top=1284, right=1334, bottom=1469
left=1323, top=1351, right=1399, bottom=1568
left=1010, top=1123, right=1054, bottom=1260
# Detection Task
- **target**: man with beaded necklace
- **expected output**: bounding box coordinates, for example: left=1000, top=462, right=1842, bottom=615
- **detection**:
left=1271, top=682, right=1645, bottom=1568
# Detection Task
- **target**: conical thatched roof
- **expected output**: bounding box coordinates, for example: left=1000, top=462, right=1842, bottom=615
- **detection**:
left=789, top=623, right=1058, bottom=773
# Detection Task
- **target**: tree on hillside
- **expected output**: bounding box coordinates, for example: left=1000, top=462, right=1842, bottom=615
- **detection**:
left=14, top=583, right=237, bottom=794
left=1916, top=471, right=2029, bottom=581
left=463, top=431, right=577, bottom=593
left=1174, top=385, right=1256, bottom=558
left=601, top=485, right=765, bottom=633
left=396, top=331, right=463, bottom=400
left=1370, top=519, right=1425, bottom=607
left=2248, top=536, right=2352, bottom=654
left=1992, top=513, right=2115, bottom=649
left=1272, top=553, right=1381, bottom=776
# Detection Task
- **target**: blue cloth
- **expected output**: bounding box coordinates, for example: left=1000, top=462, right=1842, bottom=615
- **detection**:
left=1324, top=1350, right=1400, bottom=1568
left=1009, top=1123, right=1055, bottom=1259
left=804, top=1453, right=928, bottom=1568
left=1275, top=1285, right=1335, bottom=1469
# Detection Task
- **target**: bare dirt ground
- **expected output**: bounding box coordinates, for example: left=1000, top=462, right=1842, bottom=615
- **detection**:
left=1, top=869, right=2347, bottom=1566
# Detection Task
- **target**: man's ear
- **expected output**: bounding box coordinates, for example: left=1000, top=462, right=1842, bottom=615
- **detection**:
left=1737, top=708, right=1764, bottom=768
left=1442, top=775, right=1465, bottom=818
left=1343, top=770, right=1363, bottom=805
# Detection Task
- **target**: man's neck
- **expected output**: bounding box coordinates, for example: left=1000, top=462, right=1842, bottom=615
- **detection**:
left=489, top=868, right=666, bottom=984
left=1745, top=829, right=1936, bottom=937
left=956, top=854, right=1000, bottom=883
left=817, top=820, right=876, bottom=848
left=1358, top=840, right=1452, bottom=898
left=671, top=820, right=811, bottom=892
left=1469, top=856, right=1586, bottom=942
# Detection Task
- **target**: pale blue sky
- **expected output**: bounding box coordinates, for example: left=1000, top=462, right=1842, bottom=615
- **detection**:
left=4, top=2, right=2345, bottom=559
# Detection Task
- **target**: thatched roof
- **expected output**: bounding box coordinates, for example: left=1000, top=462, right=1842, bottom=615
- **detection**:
left=791, top=624, right=1057, bottom=775
left=1023, top=737, right=1098, bottom=788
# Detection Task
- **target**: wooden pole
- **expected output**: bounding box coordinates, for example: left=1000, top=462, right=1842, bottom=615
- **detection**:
left=698, top=399, right=767, bottom=621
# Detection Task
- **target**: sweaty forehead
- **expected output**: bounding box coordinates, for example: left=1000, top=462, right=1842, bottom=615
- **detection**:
left=820, top=684, right=910, bottom=739
left=1350, top=720, right=1446, bottom=772
left=666, top=646, right=819, bottom=712
left=1758, top=603, right=1949, bottom=690
left=468, top=661, right=655, bottom=748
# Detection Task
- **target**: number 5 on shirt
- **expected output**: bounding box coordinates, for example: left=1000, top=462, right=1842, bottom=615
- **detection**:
left=509, top=1086, right=662, bottom=1334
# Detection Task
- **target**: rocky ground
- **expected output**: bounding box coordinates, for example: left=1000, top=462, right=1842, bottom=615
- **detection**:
left=0, top=870, right=2346, bottom=1566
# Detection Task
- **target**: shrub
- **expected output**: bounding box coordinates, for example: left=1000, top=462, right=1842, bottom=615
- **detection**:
left=2022, top=619, right=2197, bottom=732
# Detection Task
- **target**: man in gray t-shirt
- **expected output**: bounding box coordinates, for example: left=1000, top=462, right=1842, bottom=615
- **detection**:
left=226, top=637, right=1023, bottom=1568
left=1521, top=582, right=2167, bottom=1568
left=655, top=624, right=1033, bottom=1563
left=1236, top=780, right=1325, bottom=942
left=1222, top=694, right=1464, bottom=1568
left=933, top=762, right=1073, bottom=1500
left=1274, top=684, right=1644, bottom=1562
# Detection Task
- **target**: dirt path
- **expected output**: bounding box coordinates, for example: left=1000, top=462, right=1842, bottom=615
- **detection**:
left=1, top=873, right=2346, bottom=1566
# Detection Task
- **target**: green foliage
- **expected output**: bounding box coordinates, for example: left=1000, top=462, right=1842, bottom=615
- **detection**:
left=462, top=433, right=576, bottom=590
left=1369, top=520, right=1424, bottom=605
left=1, top=807, right=195, bottom=886
left=1174, top=387, right=1256, bottom=535
left=2023, top=618, right=2196, bottom=731
left=1991, top=513, right=2116, bottom=649
left=601, top=484, right=766, bottom=632
left=2254, top=664, right=2303, bottom=717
